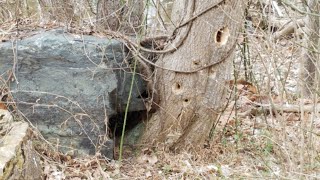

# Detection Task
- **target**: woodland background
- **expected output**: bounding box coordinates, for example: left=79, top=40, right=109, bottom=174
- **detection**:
left=0, top=0, right=320, bottom=179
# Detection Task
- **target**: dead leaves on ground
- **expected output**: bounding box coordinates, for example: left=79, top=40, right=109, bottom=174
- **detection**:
left=221, top=79, right=300, bottom=137
left=222, top=79, right=320, bottom=138
left=0, top=101, right=7, bottom=110
left=227, top=79, right=274, bottom=117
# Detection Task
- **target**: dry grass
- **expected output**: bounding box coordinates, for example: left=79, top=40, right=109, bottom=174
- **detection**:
left=0, top=0, right=319, bottom=179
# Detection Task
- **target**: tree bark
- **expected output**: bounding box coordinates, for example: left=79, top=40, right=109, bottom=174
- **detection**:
left=141, top=0, right=246, bottom=151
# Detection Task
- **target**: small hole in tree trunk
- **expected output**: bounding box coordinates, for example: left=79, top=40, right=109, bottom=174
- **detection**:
left=183, top=98, right=191, bottom=106
left=172, top=82, right=183, bottom=94
left=176, top=83, right=181, bottom=89
left=193, top=60, right=200, bottom=66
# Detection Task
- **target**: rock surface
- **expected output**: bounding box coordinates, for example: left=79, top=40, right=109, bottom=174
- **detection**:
left=0, top=120, right=32, bottom=179
left=0, top=29, right=147, bottom=158
left=0, top=109, right=42, bottom=180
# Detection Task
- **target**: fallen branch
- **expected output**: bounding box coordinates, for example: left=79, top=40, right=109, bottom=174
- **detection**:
left=273, top=18, right=306, bottom=40
left=254, top=102, right=320, bottom=113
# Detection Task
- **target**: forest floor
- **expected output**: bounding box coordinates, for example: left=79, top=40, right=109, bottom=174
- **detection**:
left=1, top=1, right=320, bottom=179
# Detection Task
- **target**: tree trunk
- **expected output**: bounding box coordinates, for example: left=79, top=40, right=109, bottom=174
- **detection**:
left=301, top=0, right=320, bottom=96
left=141, top=0, right=246, bottom=151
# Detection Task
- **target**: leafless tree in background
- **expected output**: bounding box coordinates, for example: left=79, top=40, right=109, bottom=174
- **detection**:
left=301, top=0, right=320, bottom=96
left=96, top=0, right=144, bottom=34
